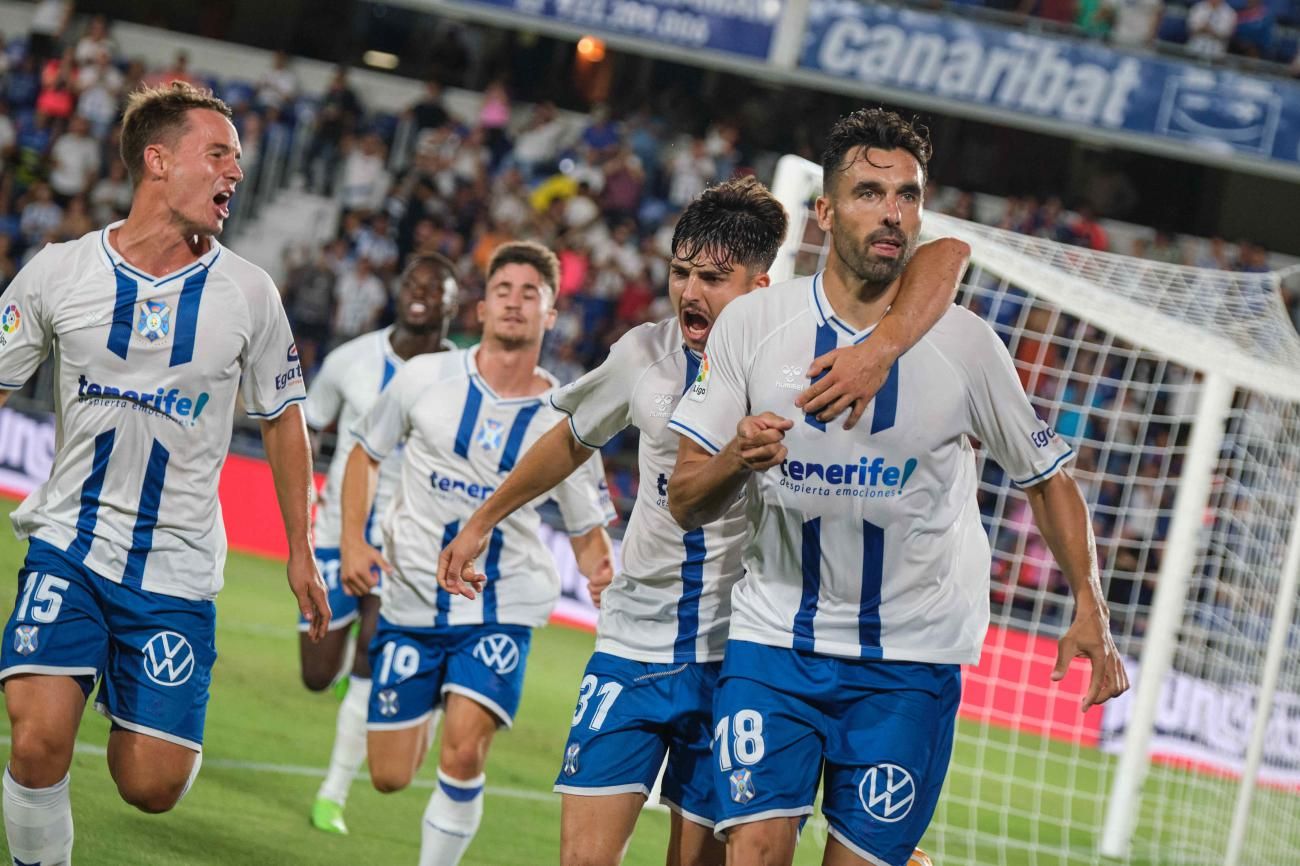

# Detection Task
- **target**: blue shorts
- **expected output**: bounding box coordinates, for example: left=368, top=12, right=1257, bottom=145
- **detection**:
left=712, top=641, right=960, bottom=866
left=367, top=618, right=532, bottom=730
left=0, top=538, right=217, bottom=751
left=297, top=546, right=382, bottom=633
left=554, top=653, right=721, bottom=826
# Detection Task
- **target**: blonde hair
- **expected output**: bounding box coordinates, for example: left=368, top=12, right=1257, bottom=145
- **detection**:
left=120, top=82, right=233, bottom=186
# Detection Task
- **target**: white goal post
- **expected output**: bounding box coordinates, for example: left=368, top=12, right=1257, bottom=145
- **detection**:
left=769, top=154, right=1300, bottom=866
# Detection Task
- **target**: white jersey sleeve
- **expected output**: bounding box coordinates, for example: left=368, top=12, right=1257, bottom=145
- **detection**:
left=549, top=334, right=638, bottom=448
left=962, top=316, right=1074, bottom=487
left=353, top=361, right=417, bottom=459
left=553, top=450, right=616, bottom=536
left=303, top=348, right=345, bottom=431
left=239, top=275, right=306, bottom=418
left=0, top=247, right=54, bottom=388
left=667, top=304, right=748, bottom=455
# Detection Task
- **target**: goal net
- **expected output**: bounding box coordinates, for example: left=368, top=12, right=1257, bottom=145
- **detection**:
left=769, top=155, right=1300, bottom=866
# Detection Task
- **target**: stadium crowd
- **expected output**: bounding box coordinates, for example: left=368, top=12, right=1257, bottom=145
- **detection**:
left=0, top=3, right=1291, bottom=648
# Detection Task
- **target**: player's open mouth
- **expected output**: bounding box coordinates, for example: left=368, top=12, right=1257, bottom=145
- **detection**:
left=871, top=238, right=903, bottom=257
left=213, top=191, right=232, bottom=219
left=408, top=301, right=428, bottom=315
left=681, top=309, right=710, bottom=341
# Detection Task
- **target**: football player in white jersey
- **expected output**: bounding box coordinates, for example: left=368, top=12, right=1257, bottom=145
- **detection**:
left=340, top=241, right=616, bottom=866
left=302, top=252, right=460, bottom=835
left=438, top=177, right=968, bottom=866
left=0, top=82, right=329, bottom=865
left=668, top=109, right=1129, bottom=866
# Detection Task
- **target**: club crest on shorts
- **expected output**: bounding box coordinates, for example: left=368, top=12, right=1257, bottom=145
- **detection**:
left=472, top=633, right=520, bottom=675
left=477, top=418, right=506, bottom=451
left=136, top=300, right=171, bottom=343
left=12, top=625, right=37, bottom=655
left=729, top=768, right=755, bottom=804
left=378, top=688, right=399, bottom=717
left=142, top=630, right=195, bottom=686
left=562, top=742, right=580, bottom=776
left=859, top=762, right=916, bottom=823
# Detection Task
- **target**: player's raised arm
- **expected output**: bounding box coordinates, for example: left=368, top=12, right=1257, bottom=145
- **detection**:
left=260, top=404, right=331, bottom=641
left=797, top=236, right=969, bottom=428
left=438, top=418, right=593, bottom=598
left=1023, top=470, right=1130, bottom=712
left=338, top=443, right=390, bottom=597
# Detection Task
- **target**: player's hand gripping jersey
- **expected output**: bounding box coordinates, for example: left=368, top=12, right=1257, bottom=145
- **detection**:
left=353, top=346, right=614, bottom=628
left=551, top=318, right=746, bottom=663
left=0, top=226, right=304, bottom=600
left=670, top=274, right=1074, bottom=663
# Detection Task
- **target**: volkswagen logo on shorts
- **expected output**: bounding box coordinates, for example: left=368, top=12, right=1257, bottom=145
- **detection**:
left=858, top=762, right=916, bottom=823
left=472, top=633, right=520, bottom=675
left=142, top=631, right=195, bottom=687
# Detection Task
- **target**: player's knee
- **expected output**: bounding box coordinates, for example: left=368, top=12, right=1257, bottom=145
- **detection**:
left=116, top=775, right=186, bottom=814
left=369, top=762, right=414, bottom=794
left=8, top=725, right=73, bottom=787
left=440, top=739, right=486, bottom=780
left=726, top=826, right=787, bottom=866
left=300, top=667, right=336, bottom=692
left=560, top=840, right=618, bottom=866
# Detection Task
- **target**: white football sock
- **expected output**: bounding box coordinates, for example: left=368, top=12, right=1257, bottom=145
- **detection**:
left=3, top=767, right=73, bottom=866
left=418, top=768, right=485, bottom=866
left=317, top=675, right=371, bottom=806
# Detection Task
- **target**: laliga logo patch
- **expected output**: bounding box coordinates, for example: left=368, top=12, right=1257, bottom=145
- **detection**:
left=378, top=689, right=399, bottom=717
left=142, top=630, right=195, bottom=687
left=0, top=303, right=21, bottom=334
left=687, top=354, right=710, bottom=403
left=859, top=763, right=916, bottom=823
left=477, top=418, right=506, bottom=451
left=13, top=624, right=37, bottom=655
left=472, top=633, right=520, bottom=675
left=562, top=742, right=580, bottom=776
left=136, top=300, right=171, bottom=343
left=729, top=768, right=756, bottom=804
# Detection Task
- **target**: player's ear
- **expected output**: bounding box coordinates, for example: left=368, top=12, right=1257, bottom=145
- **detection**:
left=814, top=193, right=833, bottom=233
left=752, top=271, right=771, bottom=290
left=142, top=141, right=169, bottom=181
left=476, top=298, right=485, bottom=325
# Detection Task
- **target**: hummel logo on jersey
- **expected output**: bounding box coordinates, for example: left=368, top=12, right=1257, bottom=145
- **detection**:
left=778, top=455, right=919, bottom=499
left=477, top=418, right=506, bottom=451
left=136, top=300, right=170, bottom=343
left=859, top=763, right=916, bottom=823
left=77, top=374, right=210, bottom=427
left=776, top=364, right=804, bottom=391
left=651, top=393, right=674, bottom=418
left=142, top=631, right=195, bottom=686
left=472, top=633, right=520, bottom=675
left=13, top=625, right=37, bottom=655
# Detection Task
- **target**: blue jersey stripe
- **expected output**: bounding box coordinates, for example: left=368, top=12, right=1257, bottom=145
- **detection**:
left=803, top=322, right=838, bottom=432
left=481, top=528, right=505, bottom=623
left=434, top=520, right=461, bottom=627
left=793, top=517, right=821, bottom=651
left=681, top=348, right=702, bottom=396
left=453, top=382, right=483, bottom=459
left=168, top=267, right=209, bottom=367
left=107, top=270, right=136, bottom=360
left=122, top=439, right=171, bottom=587
left=674, top=528, right=707, bottom=663
left=497, top=403, right=541, bottom=473
left=871, top=361, right=899, bottom=434
left=858, top=519, right=885, bottom=655
left=380, top=356, right=397, bottom=390
left=67, top=429, right=116, bottom=562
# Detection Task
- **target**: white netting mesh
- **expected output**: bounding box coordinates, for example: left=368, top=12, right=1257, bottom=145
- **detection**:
left=771, top=155, right=1300, bottom=866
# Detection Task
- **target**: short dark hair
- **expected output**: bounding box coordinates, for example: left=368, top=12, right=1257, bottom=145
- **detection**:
left=121, top=82, right=233, bottom=187
left=486, top=240, right=559, bottom=296
left=671, top=176, right=788, bottom=273
left=821, top=108, right=932, bottom=193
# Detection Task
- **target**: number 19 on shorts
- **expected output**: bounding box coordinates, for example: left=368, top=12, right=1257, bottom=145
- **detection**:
left=715, top=710, right=765, bottom=770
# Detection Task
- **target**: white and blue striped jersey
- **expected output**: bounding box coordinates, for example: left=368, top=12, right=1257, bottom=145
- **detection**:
left=0, top=224, right=305, bottom=601
left=551, top=318, right=746, bottom=663
left=353, top=346, right=616, bottom=629
left=304, top=328, right=454, bottom=549
left=669, top=274, right=1074, bottom=664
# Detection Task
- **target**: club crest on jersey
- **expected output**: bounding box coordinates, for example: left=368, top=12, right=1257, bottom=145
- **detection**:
left=562, top=742, right=580, bottom=776
left=13, top=625, right=37, bottom=655
left=472, top=633, right=520, bottom=675
left=477, top=418, right=506, bottom=451
left=729, top=768, right=755, bottom=804
left=378, top=689, right=399, bottom=717
left=859, top=763, right=916, bottom=823
left=687, top=354, right=710, bottom=402
left=142, top=630, right=195, bottom=686
left=136, top=300, right=171, bottom=343
left=651, top=393, right=674, bottom=418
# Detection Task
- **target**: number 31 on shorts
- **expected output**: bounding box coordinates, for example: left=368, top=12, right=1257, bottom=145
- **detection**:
left=715, top=710, right=765, bottom=769
left=570, top=674, right=623, bottom=731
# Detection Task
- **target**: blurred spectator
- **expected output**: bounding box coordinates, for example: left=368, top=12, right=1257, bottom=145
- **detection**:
left=89, top=159, right=131, bottom=224
left=5, top=54, right=39, bottom=110
left=407, top=79, right=450, bottom=139
left=477, top=79, right=511, bottom=167
left=1186, top=0, right=1236, bottom=57
left=145, top=50, right=200, bottom=88
left=332, top=255, right=386, bottom=344
left=1077, top=0, right=1114, bottom=37
left=57, top=194, right=92, bottom=239
left=75, top=47, right=124, bottom=138
left=28, top=0, right=72, bottom=65
left=256, top=50, right=299, bottom=111
left=283, top=241, right=342, bottom=374
left=49, top=114, right=99, bottom=201
left=1148, top=230, right=1187, bottom=265
left=305, top=66, right=362, bottom=196
left=356, top=212, right=399, bottom=274
left=73, top=14, right=115, bottom=67
left=668, top=138, right=716, bottom=208
left=510, top=101, right=568, bottom=180
left=1020, top=0, right=1079, bottom=25
left=1232, top=0, right=1275, bottom=58
left=1106, top=0, right=1162, bottom=48
left=20, top=182, right=62, bottom=246
left=1196, top=236, right=1233, bottom=269
left=1069, top=205, right=1110, bottom=251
